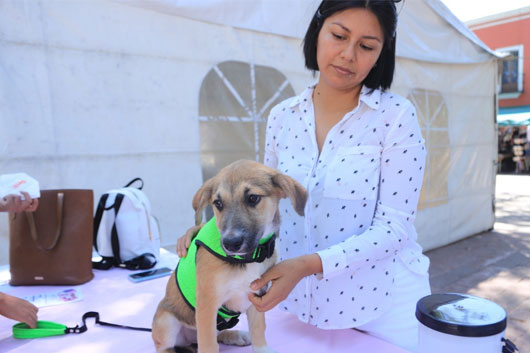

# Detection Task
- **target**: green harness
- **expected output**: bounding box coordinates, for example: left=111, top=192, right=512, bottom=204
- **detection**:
left=175, top=217, right=276, bottom=331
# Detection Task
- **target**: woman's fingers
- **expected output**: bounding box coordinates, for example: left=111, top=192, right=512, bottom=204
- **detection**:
left=177, top=223, right=203, bottom=257
left=26, top=198, right=39, bottom=212
left=24, top=306, right=38, bottom=328
left=11, top=195, right=22, bottom=212
left=177, top=237, right=188, bottom=257
left=249, top=280, right=285, bottom=312
left=0, top=294, right=39, bottom=328
left=20, top=192, right=36, bottom=212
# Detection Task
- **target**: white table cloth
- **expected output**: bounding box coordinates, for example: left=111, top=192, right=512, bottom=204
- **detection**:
left=0, top=251, right=410, bottom=353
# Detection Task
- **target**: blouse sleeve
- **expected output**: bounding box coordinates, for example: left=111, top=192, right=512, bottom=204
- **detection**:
left=317, top=101, right=426, bottom=279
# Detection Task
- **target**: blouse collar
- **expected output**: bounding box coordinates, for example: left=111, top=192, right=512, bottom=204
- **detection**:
left=289, top=84, right=382, bottom=111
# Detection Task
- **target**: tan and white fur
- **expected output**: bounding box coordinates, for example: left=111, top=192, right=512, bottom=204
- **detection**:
left=152, top=160, right=307, bottom=353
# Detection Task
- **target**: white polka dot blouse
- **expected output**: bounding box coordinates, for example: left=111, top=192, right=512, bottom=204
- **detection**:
left=264, top=84, right=430, bottom=329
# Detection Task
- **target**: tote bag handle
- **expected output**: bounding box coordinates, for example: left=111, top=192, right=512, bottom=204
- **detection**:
left=25, top=192, right=64, bottom=251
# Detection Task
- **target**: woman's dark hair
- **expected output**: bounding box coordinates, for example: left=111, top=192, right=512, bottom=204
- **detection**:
left=303, top=0, right=399, bottom=91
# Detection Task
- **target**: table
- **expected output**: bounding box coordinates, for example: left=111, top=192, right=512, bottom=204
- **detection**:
left=0, top=251, right=410, bottom=353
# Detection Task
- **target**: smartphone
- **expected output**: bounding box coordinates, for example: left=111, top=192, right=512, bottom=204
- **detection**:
left=128, top=267, right=172, bottom=283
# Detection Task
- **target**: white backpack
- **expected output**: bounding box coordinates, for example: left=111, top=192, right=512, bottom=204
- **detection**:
left=93, top=178, right=160, bottom=270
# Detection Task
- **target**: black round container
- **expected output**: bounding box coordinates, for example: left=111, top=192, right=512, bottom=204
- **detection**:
left=416, top=293, right=507, bottom=337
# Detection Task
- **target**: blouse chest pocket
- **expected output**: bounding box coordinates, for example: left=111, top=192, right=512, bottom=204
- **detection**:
left=323, top=146, right=382, bottom=201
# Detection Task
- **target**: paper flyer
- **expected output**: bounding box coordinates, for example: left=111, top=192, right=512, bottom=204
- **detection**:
left=23, top=288, right=83, bottom=308
left=0, top=173, right=40, bottom=199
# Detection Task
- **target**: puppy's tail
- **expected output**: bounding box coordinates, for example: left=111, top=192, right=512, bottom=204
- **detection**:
left=174, top=344, right=198, bottom=353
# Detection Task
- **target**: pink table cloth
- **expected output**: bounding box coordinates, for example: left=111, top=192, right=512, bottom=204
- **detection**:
left=0, top=251, right=410, bottom=353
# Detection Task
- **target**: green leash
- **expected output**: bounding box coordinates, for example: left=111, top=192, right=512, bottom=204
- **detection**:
left=12, top=311, right=151, bottom=339
left=13, top=321, right=67, bottom=339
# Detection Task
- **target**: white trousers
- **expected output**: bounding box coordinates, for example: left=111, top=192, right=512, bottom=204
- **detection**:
left=356, top=258, right=431, bottom=353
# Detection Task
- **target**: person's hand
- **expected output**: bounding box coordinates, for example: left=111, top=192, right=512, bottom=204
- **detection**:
left=248, top=254, right=323, bottom=312
left=0, top=293, right=39, bottom=328
left=177, top=223, right=204, bottom=257
left=0, top=192, right=39, bottom=213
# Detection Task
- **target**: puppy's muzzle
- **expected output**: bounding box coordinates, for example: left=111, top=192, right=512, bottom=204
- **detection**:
left=222, top=236, right=245, bottom=253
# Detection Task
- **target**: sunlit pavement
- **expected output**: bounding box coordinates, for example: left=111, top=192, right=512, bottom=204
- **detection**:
left=427, top=174, right=530, bottom=349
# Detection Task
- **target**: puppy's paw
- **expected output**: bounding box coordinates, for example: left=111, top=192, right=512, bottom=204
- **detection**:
left=217, top=329, right=251, bottom=346
left=253, top=346, right=277, bottom=353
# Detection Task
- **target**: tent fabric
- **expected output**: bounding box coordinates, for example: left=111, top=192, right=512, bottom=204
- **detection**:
left=422, top=0, right=502, bottom=59
left=498, top=112, right=530, bottom=126
left=115, top=0, right=501, bottom=63
left=392, top=59, right=497, bottom=250
left=113, top=0, right=320, bottom=39
left=0, top=0, right=312, bottom=261
left=398, top=0, right=501, bottom=63
left=498, top=105, right=530, bottom=126
left=0, top=0, right=499, bottom=259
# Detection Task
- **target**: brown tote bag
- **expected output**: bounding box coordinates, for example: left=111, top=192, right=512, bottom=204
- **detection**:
left=9, top=189, right=94, bottom=285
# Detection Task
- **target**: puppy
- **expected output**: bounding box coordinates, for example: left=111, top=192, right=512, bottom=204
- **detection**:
left=152, top=160, right=307, bottom=353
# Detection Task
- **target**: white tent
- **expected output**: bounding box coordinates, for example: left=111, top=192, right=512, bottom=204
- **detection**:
left=0, top=0, right=500, bottom=264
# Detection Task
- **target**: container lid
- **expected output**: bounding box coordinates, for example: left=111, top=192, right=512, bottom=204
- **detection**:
left=416, top=293, right=507, bottom=337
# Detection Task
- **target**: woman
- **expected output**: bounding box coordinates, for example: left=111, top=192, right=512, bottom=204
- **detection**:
left=248, top=1, right=430, bottom=351
left=178, top=1, right=430, bottom=351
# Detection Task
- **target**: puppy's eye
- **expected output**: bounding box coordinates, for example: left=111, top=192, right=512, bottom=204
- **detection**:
left=213, top=200, right=223, bottom=211
left=247, top=194, right=261, bottom=207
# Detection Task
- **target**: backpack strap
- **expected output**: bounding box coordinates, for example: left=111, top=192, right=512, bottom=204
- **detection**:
left=118, top=253, right=157, bottom=270
left=92, top=193, right=115, bottom=270
left=110, top=194, right=156, bottom=270
left=110, top=193, right=125, bottom=265
left=92, top=193, right=125, bottom=270
left=124, top=177, right=143, bottom=190
left=92, top=257, right=114, bottom=270
left=93, top=193, right=110, bottom=253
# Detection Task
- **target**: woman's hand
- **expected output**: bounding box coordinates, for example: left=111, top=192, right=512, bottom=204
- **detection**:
left=248, top=254, right=322, bottom=312
left=0, top=192, right=39, bottom=213
left=0, top=293, right=39, bottom=328
left=177, top=223, right=204, bottom=258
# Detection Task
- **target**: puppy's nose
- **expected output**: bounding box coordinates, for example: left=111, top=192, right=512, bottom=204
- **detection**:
left=223, top=236, right=244, bottom=253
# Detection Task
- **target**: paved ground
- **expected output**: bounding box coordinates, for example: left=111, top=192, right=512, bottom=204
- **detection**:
left=426, top=174, right=530, bottom=349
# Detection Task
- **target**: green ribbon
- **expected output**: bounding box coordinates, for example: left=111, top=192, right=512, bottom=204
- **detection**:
left=13, top=321, right=67, bottom=339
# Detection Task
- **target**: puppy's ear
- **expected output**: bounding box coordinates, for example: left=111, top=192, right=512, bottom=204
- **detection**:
left=192, top=178, right=215, bottom=225
left=271, top=173, right=308, bottom=216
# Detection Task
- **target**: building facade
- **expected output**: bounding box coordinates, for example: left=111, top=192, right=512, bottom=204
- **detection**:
left=468, top=7, right=530, bottom=173
left=468, top=6, right=530, bottom=107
